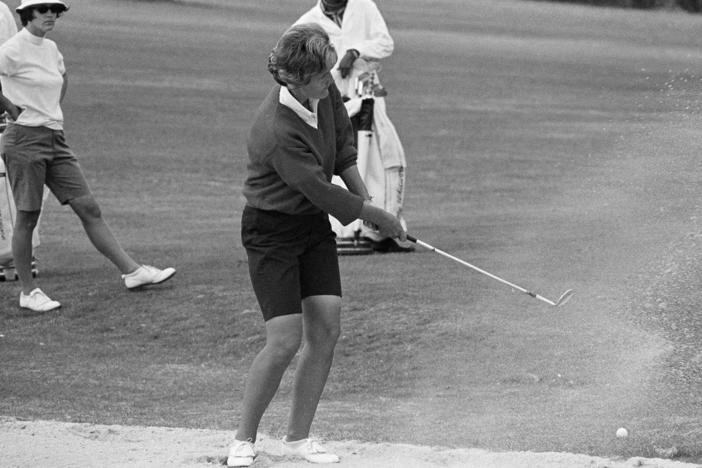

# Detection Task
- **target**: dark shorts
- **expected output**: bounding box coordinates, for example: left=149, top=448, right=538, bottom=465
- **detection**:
left=241, top=205, right=341, bottom=322
left=1, top=124, right=92, bottom=211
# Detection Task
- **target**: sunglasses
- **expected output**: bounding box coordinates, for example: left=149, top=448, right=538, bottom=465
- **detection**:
left=34, top=4, right=64, bottom=14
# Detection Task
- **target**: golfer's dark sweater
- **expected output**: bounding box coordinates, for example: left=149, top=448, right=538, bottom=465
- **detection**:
left=244, top=84, right=364, bottom=226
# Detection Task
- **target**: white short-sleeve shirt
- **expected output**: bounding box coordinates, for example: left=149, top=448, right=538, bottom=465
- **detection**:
left=0, top=28, right=65, bottom=130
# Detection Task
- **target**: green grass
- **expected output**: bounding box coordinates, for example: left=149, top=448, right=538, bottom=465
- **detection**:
left=1, top=0, right=701, bottom=462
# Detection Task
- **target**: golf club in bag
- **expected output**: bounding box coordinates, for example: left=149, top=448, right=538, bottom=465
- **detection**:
left=407, top=235, right=574, bottom=307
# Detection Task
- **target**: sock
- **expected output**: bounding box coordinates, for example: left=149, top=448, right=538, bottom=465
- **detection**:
left=283, top=437, right=308, bottom=448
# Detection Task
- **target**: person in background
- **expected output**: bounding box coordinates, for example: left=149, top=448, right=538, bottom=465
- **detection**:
left=0, top=0, right=44, bottom=281
left=295, top=0, right=413, bottom=253
left=0, top=1, right=16, bottom=41
left=0, top=0, right=176, bottom=312
left=227, top=23, right=405, bottom=467
left=0, top=0, right=19, bottom=275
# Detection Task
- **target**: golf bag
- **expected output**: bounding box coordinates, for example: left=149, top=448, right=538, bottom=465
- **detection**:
left=0, top=131, right=41, bottom=280
left=330, top=60, right=408, bottom=255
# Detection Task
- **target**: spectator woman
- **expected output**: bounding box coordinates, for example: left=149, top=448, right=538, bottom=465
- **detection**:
left=0, top=0, right=176, bottom=312
left=228, top=23, right=405, bottom=467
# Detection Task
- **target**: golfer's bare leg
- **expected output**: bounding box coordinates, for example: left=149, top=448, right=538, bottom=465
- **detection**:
left=235, top=314, right=302, bottom=442
left=286, top=295, right=341, bottom=441
left=68, top=194, right=140, bottom=274
left=12, top=210, right=40, bottom=294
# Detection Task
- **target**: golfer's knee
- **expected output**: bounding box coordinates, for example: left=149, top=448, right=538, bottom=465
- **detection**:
left=308, top=321, right=341, bottom=350
left=265, top=337, right=301, bottom=364
left=326, top=321, right=341, bottom=343
left=302, top=296, right=341, bottom=347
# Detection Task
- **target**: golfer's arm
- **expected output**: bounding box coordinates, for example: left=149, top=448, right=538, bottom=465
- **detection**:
left=339, top=165, right=371, bottom=201
left=339, top=162, right=405, bottom=240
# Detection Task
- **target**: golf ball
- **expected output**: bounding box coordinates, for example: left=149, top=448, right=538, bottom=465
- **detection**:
left=616, top=427, right=629, bottom=438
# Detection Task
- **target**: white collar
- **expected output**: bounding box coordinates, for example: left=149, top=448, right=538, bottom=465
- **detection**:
left=279, top=86, right=319, bottom=129
left=20, top=27, right=45, bottom=45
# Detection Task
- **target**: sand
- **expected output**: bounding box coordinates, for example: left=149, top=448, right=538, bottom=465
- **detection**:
left=1, top=417, right=699, bottom=468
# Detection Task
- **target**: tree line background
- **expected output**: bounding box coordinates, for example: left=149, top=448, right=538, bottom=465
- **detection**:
left=541, top=0, right=701, bottom=11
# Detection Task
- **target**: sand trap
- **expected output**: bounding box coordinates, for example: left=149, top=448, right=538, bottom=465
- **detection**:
left=1, top=417, right=698, bottom=468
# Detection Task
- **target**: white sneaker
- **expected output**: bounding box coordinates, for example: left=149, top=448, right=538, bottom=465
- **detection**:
left=283, top=438, right=340, bottom=464
left=227, top=439, right=256, bottom=467
left=122, top=265, right=176, bottom=289
left=19, top=288, right=61, bottom=312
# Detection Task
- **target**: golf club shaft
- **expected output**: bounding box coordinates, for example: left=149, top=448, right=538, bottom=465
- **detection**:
left=406, top=235, right=557, bottom=306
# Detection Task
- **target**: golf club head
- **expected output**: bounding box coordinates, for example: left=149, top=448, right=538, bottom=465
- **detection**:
left=555, top=289, right=574, bottom=307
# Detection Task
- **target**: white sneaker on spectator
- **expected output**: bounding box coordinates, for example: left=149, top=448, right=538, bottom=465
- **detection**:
left=283, top=437, right=340, bottom=464
left=227, top=439, right=256, bottom=467
left=19, top=288, right=61, bottom=312
left=122, top=265, right=176, bottom=289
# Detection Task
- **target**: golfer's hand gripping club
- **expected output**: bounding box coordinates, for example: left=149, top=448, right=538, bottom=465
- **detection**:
left=360, top=201, right=406, bottom=241
left=406, top=235, right=573, bottom=307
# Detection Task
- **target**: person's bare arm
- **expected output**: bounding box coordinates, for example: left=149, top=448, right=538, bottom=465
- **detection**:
left=60, top=73, right=67, bottom=102
left=0, top=91, right=20, bottom=120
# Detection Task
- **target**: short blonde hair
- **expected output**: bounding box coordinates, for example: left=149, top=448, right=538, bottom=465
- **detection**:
left=268, top=23, right=338, bottom=87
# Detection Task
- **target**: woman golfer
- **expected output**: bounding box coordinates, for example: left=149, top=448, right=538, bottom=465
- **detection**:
left=0, top=0, right=175, bottom=312
left=228, top=23, right=405, bottom=467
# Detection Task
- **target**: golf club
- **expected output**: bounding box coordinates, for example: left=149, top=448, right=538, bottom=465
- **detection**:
left=406, top=235, right=574, bottom=307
